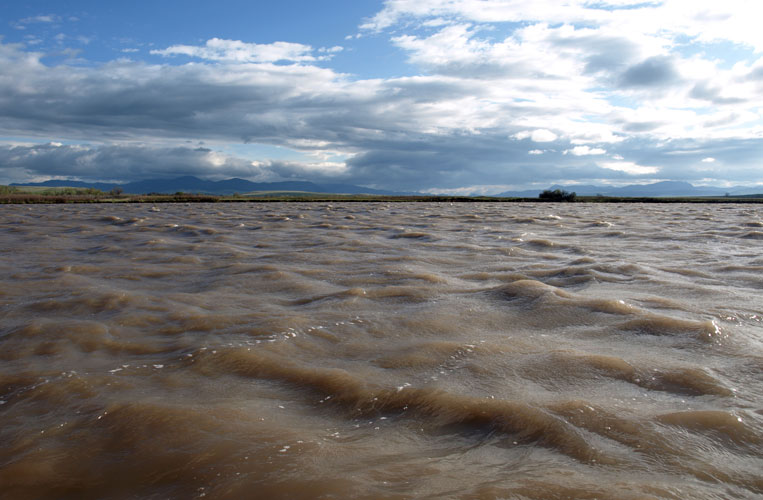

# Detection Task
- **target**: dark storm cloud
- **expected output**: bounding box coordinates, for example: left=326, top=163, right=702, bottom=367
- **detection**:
left=344, top=133, right=605, bottom=191
left=0, top=41, right=475, bottom=156
left=3, top=133, right=762, bottom=194
left=0, top=60, right=323, bottom=144
left=0, top=143, right=264, bottom=183
left=0, top=134, right=575, bottom=191
left=602, top=136, right=763, bottom=182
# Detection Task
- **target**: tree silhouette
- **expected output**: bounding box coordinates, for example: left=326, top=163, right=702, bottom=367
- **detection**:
left=539, top=189, right=576, bottom=202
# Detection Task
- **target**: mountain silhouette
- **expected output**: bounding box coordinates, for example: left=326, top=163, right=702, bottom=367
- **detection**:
left=11, top=177, right=761, bottom=197
left=12, top=176, right=415, bottom=196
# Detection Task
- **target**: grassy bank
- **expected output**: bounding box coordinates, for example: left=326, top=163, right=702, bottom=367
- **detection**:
left=2, top=185, right=762, bottom=204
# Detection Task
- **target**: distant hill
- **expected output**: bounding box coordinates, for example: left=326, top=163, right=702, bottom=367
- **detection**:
left=496, top=181, right=762, bottom=198
left=9, top=179, right=122, bottom=191
left=12, top=176, right=416, bottom=196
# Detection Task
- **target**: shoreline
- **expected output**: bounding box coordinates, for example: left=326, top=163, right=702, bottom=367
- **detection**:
left=2, top=194, right=763, bottom=204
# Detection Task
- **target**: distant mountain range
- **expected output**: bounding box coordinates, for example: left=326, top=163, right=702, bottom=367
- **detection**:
left=11, top=177, right=762, bottom=198
left=12, top=175, right=416, bottom=196
left=496, top=181, right=762, bottom=198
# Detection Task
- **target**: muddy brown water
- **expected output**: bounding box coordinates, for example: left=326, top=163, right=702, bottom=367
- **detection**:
left=1, top=202, right=761, bottom=499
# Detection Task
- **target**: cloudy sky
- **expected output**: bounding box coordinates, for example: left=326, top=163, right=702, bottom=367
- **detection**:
left=1, top=0, right=762, bottom=194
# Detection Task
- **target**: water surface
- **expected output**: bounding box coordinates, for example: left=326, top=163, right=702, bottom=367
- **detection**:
left=1, top=202, right=761, bottom=499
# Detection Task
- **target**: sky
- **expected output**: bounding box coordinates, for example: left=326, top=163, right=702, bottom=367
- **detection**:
left=1, top=0, right=762, bottom=194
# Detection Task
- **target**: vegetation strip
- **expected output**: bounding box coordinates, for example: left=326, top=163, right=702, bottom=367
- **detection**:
left=2, top=186, right=763, bottom=204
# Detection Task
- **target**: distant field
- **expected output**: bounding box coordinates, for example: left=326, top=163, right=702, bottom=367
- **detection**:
left=4, top=185, right=105, bottom=195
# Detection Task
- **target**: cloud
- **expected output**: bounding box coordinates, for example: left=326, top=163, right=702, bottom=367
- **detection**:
left=1, top=0, right=763, bottom=192
left=530, top=129, right=558, bottom=143
left=514, top=129, right=558, bottom=143
left=362, top=0, right=763, bottom=53
left=150, top=38, right=340, bottom=63
left=689, top=82, right=747, bottom=105
left=19, top=14, right=60, bottom=24
left=0, top=143, right=264, bottom=182
left=361, top=0, right=607, bottom=31
left=391, top=22, right=606, bottom=81
left=618, top=56, right=679, bottom=88
left=0, top=142, right=360, bottom=185
left=564, top=146, right=607, bottom=156
left=0, top=40, right=356, bottom=144
left=318, top=46, right=344, bottom=54
left=598, top=160, right=659, bottom=175
left=382, top=16, right=762, bottom=146
left=257, top=159, right=350, bottom=179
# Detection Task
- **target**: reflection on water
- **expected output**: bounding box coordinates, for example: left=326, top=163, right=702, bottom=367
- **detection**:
left=1, top=202, right=761, bottom=499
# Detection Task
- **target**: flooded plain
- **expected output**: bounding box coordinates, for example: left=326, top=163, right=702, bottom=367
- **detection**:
left=0, top=202, right=761, bottom=499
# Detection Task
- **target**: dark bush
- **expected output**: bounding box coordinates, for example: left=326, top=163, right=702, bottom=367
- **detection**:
left=539, top=189, right=576, bottom=202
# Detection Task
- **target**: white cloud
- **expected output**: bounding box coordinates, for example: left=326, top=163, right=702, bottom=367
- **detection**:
left=363, top=0, right=763, bottom=52
left=530, top=129, right=558, bottom=142
left=264, top=160, right=349, bottom=175
left=701, top=157, right=716, bottom=163
left=564, top=146, right=607, bottom=156
left=19, top=15, right=59, bottom=24
left=514, top=130, right=558, bottom=142
left=318, top=46, right=344, bottom=54
left=151, top=38, right=322, bottom=63
left=528, top=149, right=544, bottom=155
left=369, top=0, right=763, bottom=147
left=598, top=161, right=659, bottom=175
left=423, top=184, right=516, bottom=196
